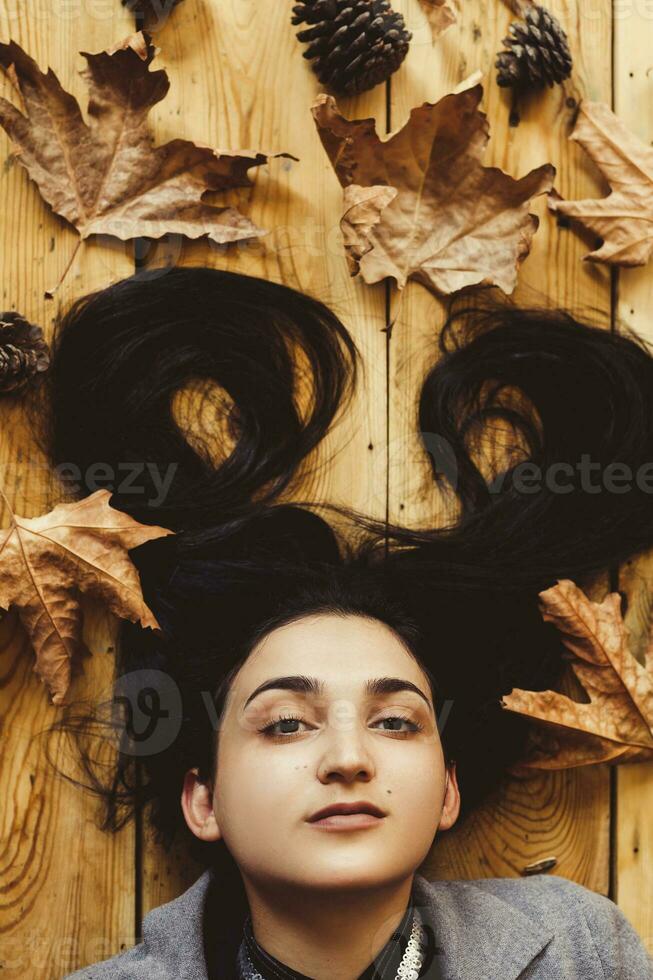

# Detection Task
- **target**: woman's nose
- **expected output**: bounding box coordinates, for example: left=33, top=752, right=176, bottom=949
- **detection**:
left=316, top=702, right=376, bottom=784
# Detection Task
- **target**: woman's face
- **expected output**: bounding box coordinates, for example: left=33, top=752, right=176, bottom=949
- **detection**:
left=182, top=613, right=460, bottom=893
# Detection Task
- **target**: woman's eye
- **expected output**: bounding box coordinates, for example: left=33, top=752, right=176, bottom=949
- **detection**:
left=372, top=716, right=422, bottom=733
left=259, top=714, right=423, bottom=738
left=260, top=715, right=310, bottom=737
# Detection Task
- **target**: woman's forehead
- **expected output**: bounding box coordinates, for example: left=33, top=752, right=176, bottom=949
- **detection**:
left=234, top=613, right=426, bottom=692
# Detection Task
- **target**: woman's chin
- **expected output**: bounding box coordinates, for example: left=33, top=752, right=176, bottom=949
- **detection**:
left=288, top=859, right=413, bottom=893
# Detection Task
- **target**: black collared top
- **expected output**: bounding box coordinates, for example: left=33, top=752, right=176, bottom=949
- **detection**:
left=236, top=888, right=437, bottom=980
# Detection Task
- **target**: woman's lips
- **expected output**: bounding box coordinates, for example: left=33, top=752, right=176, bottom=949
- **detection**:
left=308, top=812, right=385, bottom=831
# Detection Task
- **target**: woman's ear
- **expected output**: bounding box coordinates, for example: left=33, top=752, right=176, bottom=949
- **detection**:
left=181, top=768, right=222, bottom=842
left=437, top=761, right=461, bottom=832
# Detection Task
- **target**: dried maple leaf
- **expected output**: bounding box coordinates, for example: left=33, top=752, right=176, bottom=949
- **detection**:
left=547, top=100, right=653, bottom=267
left=0, top=488, right=174, bottom=705
left=0, top=31, right=298, bottom=296
left=417, top=0, right=457, bottom=41
left=502, top=579, right=653, bottom=769
left=311, top=83, right=555, bottom=297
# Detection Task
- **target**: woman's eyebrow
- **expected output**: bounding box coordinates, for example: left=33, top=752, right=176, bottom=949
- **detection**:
left=367, top=676, right=433, bottom=711
left=243, top=674, right=433, bottom=710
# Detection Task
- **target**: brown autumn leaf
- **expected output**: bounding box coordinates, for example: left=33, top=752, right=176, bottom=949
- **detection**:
left=547, top=100, right=653, bottom=266
left=416, top=0, right=458, bottom=41
left=0, top=31, right=298, bottom=296
left=311, top=83, right=555, bottom=297
left=502, top=578, right=653, bottom=769
left=0, top=488, right=174, bottom=706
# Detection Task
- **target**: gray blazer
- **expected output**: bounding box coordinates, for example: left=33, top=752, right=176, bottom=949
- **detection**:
left=64, top=870, right=653, bottom=979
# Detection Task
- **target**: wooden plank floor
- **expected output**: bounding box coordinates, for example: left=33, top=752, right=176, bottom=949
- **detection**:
left=0, top=1, right=651, bottom=974
left=0, top=4, right=136, bottom=978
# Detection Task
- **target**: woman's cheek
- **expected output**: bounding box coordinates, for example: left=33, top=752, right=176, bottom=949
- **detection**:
left=221, top=742, right=306, bottom=812
left=384, top=740, right=443, bottom=784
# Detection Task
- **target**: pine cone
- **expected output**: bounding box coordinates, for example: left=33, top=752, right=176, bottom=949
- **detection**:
left=291, top=0, right=412, bottom=97
left=495, top=4, right=572, bottom=91
left=121, top=0, right=184, bottom=24
left=0, top=312, right=50, bottom=394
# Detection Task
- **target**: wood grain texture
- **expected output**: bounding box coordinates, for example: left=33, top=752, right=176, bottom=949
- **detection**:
left=389, top=0, right=612, bottom=892
left=615, top=553, right=653, bottom=955
left=2, top=0, right=653, bottom=972
left=135, top=0, right=389, bottom=913
left=612, top=6, right=653, bottom=953
left=0, top=3, right=136, bottom=977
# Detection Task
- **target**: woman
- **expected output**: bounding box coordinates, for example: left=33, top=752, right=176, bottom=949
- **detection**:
left=42, top=267, right=652, bottom=978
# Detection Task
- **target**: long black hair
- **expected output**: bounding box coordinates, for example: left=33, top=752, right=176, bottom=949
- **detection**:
left=38, top=266, right=653, bottom=884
